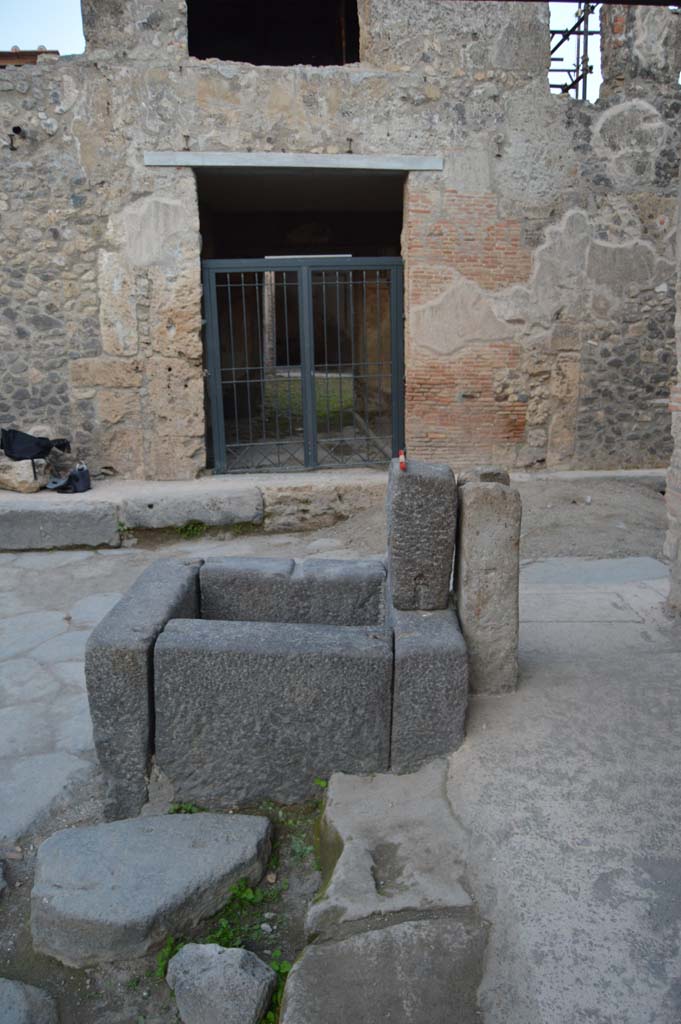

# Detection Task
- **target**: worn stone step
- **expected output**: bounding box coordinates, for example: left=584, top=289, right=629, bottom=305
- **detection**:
left=30, top=813, right=271, bottom=967
left=307, top=760, right=472, bottom=941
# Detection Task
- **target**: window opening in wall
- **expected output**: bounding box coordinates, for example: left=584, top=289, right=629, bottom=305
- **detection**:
left=549, top=2, right=602, bottom=101
left=187, top=0, right=360, bottom=65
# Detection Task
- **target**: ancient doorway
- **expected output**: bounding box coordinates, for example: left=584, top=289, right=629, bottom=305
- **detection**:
left=202, top=256, right=404, bottom=473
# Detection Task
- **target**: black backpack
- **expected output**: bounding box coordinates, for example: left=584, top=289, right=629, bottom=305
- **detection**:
left=1, top=428, right=71, bottom=462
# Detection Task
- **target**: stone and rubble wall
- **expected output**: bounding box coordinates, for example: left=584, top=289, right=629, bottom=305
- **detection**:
left=666, top=179, right=681, bottom=611
left=0, top=1, right=679, bottom=479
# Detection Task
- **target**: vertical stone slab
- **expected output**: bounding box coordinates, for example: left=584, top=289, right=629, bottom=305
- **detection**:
left=85, top=559, right=201, bottom=819
left=154, top=620, right=393, bottom=808
left=390, top=604, right=469, bottom=772
left=455, top=482, right=521, bottom=694
left=387, top=458, right=457, bottom=610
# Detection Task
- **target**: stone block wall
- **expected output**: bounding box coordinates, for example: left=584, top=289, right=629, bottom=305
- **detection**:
left=1, top=2, right=679, bottom=478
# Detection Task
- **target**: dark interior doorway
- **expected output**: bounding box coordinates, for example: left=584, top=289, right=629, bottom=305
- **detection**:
left=195, top=168, right=405, bottom=472
left=196, top=167, right=404, bottom=260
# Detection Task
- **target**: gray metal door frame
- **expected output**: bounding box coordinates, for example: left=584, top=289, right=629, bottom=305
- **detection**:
left=202, top=256, right=404, bottom=474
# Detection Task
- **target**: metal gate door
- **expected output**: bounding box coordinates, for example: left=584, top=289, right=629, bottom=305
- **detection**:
left=202, top=257, right=404, bottom=473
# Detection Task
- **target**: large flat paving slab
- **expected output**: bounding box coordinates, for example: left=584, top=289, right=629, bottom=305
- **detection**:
left=280, top=917, right=486, bottom=1024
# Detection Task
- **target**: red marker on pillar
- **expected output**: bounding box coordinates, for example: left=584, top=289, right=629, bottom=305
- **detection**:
left=398, top=449, right=407, bottom=471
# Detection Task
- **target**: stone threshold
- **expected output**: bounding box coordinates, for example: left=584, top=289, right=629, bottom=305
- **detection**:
left=0, top=469, right=388, bottom=551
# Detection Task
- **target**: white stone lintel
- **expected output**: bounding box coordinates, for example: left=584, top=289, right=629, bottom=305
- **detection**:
left=143, top=151, right=443, bottom=172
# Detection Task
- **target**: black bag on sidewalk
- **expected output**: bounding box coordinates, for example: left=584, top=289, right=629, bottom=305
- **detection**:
left=1, top=428, right=71, bottom=461
left=47, top=463, right=91, bottom=494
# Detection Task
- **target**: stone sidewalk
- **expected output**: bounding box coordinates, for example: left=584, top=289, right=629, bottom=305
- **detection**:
left=448, top=556, right=681, bottom=1024
left=0, top=468, right=386, bottom=549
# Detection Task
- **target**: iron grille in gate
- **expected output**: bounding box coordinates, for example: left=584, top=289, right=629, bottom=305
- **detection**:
left=202, top=258, right=404, bottom=473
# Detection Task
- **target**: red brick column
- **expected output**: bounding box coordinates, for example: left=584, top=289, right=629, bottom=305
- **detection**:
left=402, top=176, right=532, bottom=469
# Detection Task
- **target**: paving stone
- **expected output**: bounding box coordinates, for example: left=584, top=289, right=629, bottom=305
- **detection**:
left=0, top=705, right=55, bottom=758
left=280, top=917, right=486, bottom=1024
left=390, top=604, right=469, bottom=772
left=0, top=613, right=68, bottom=661
left=0, top=660, right=62, bottom=707
left=307, top=760, right=471, bottom=941
left=52, top=693, right=93, bottom=754
left=0, top=978, right=57, bottom=1024
left=31, top=629, right=91, bottom=664
left=0, top=752, right=94, bottom=844
left=85, top=559, right=201, bottom=819
left=455, top=482, right=522, bottom=694
left=200, top=556, right=385, bottom=626
left=12, top=550, right=93, bottom=570
left=386, top=458, right=457, bottom=610
left=0, top=498, right=121, bottom=550
left=68, top=592, right=123, bottom=628
left=49, top=661, right=85, bottom=691
left=31, top=813, right=271, bottom=968
left=167, top=944, right=276, bottom=1024
left=155, top=619, right=392, bottom=808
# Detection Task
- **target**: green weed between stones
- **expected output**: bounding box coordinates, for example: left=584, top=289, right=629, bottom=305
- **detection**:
left=175, top=520, right=206, bottom=540
left=116, top=520, right=135, bottom=541
left=168, top=801, right=204, bottom=814
left=155, top=935, right=185, bottom=979
left=263, top=949, right=293, bottom=1024
left=155, top=795, right=326, bottom=1020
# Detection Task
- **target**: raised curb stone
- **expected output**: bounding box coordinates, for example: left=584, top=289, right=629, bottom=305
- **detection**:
left=386, top=458, right=457, bottom=610
left=455, top=482, right=522, bottom=693
left=85, top=558, right=201, bottom=819
left=390, top=604, right=469, bottom=772
left=200, top=556, right=385, bottom=626
left=30, top=813, right=271, bottom=968
left=0, top=497, right=120, bottom=550
left=280, top=918, right=486, bottom=1024
left=0, top=978, right=57, bottom=1024
left=119, top=486, right=263, bottom=530
left=167, top=944, right=277, bottom=1024
left=154, top=619, right=392, bottom=807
